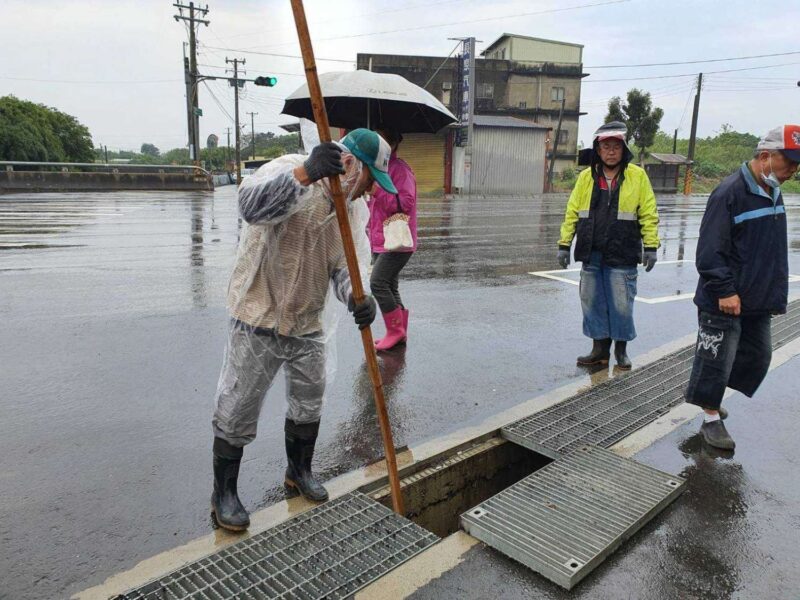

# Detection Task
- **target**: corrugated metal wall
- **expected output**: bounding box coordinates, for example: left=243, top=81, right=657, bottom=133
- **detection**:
left=470, top=127, right=546, bottom=195
left=397, top=134, right=445, bottom=195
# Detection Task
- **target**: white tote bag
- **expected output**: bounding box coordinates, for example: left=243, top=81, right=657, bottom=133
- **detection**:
left=383, top=195, right=413, bottom=251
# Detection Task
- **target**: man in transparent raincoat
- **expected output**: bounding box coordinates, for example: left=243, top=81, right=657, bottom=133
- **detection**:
left=210, top=129, right=397, bottom=531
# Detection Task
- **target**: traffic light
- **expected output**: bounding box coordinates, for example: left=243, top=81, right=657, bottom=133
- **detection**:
left=254, top=76, right=278, bottom=87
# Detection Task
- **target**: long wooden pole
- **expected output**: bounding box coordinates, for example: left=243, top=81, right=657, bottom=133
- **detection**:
left=289, top=0, right=405, bottom=515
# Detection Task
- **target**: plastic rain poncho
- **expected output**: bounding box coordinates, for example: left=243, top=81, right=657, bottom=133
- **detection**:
left=211, top=148, right=371, bottom=447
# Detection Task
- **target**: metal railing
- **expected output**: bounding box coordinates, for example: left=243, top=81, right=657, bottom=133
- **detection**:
left=0, top=161, right=212, bottom=177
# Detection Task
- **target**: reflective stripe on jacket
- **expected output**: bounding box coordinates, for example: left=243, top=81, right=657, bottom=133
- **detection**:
left=693, top=163, right=788, bottom=315
left=559, top=163, right=660, bottom=266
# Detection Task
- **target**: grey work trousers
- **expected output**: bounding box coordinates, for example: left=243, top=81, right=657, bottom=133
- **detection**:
left=212, top=322, right=326, bottom=447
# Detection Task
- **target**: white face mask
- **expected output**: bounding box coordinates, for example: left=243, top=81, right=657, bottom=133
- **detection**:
left=322, top=154, right=364, bottom=203
left=761, top=155, right=781, bottom=189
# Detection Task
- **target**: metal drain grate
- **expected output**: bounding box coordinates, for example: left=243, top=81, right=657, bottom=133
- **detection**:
left=460, top=445, right=685, bottom=590
left=115, top=492, right=438, bottom=600
left=503, top=300, right=800, bottom=458
left=502, top=346, right=694, bottom=458
left=772, top=300, right=800, bottom=349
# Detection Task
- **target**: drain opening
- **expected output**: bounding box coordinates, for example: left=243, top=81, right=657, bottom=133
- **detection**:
left=367, top=437, right=552, bottom=537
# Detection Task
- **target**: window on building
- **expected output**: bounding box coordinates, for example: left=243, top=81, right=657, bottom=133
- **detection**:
left=558, top=130, right=569, bottom=144
left=442, top=89, right=451, bottom=106
left=519, top=101, right=527, bottom=109
left=500, top=48, right=506, bottom=60
left=477, top=83, right=494, bottom=99
left=551, top=87, right=565, bottom=102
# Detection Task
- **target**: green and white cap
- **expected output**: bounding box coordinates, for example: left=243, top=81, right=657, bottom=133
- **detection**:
left=340, top=128, right=398, bottom=194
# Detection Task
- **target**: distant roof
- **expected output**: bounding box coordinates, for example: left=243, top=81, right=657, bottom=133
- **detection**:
left=482, top=33, right=584, bottom=56
left=473, top=115, right=550, bottom=129
left=649, top=153, right=692, bottom=165
left=279, top=123, right=301, bottom=133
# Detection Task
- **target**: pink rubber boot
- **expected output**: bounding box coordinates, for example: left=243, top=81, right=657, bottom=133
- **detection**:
left=401, top=307, right=409, bottom=339
left=375, top=307, right=407, bottom=351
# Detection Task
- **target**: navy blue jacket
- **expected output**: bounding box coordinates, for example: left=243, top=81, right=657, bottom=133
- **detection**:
left=694, top=163, right=788, bottom=316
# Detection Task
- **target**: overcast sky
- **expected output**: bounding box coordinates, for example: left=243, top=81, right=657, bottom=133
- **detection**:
left=2, top=0, right=798, bottom=152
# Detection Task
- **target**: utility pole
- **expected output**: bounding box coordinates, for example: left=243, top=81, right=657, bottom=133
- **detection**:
left=683, top=72, right=702, bottom=195
left=546, top=97, right=566, bottom=193
left=227, top=57, right=246, bottom=182
left=672, top=129, right=678, bottom=154
left=174, top=2, right=209, bottom=164
left=182, top=48, right=195, bottom=159
left=225, top=127, right=231, bottom=166
left=247, top=111, right=258, bottom=160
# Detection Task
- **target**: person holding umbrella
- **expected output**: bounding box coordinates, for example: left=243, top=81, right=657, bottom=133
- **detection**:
left=281, top=71, right=457, bottom=353
left=210, top=129, right=395, bottom=532
left=368, top=127, right=418, bottom=351
left=557, top=121, right=660, bottom=369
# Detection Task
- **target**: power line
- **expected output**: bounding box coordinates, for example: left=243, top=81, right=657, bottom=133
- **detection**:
left=0, top=75, right=179, bottom=84
left=581, top=83, right=694, bottom=108
left=238, top=0, right=630, bottom=51
left=586, top=50, right=800, bottom=69
left=423, top=40, right=468, bottom=89
left=197, top=63, right=304, bottom=77
left=202, top=45, right=355, bottom=63
left=583, top=60, right=800, bottom=83
left=704, top=86, right=797, bottom=92
left=677, top=84, right=695, bottom=131
left=202, top=81, right=235, bottom=123
left=210, top=0, right=470, bottom=44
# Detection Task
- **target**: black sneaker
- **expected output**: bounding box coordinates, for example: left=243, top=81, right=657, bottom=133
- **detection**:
left=700, top=420, right=735, bottom=450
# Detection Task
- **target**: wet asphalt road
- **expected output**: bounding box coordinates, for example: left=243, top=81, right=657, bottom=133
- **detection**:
left=1, top=187, right=800, bottom=599
left=409, top=356, right=800, bottom=600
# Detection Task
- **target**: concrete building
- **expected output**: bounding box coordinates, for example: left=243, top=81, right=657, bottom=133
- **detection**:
left=358, top=33, right=586, bottom=181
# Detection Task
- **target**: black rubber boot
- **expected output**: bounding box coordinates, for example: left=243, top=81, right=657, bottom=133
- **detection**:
left=700, top=420, right=736, bottom=450
left=285, top=419, right=329, bottom=502
left=614, top=341, right=632, bottom=370
left=577, top=338, right=611, bottom=366
left=211, top=438, right=250, bottom=532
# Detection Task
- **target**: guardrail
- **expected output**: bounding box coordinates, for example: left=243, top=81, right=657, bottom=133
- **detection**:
left=0, top=161, right=211, bottom=176
left=0, top=161, right=215, bottom=193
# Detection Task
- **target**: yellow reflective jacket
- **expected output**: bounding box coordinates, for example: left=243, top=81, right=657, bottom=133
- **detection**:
left=558, top=163, right=660, bottom=266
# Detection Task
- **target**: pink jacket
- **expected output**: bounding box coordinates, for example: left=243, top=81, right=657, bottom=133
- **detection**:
left=368, top=153, right=417, bottom=253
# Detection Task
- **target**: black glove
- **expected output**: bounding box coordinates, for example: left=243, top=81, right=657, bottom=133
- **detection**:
left=557, top=248, right=570, bottom=269
left=348, top=294, right=377, bottom=330
left=303, top=142, right=345, bottom=183
left=643, top=248, right=658, bottom=272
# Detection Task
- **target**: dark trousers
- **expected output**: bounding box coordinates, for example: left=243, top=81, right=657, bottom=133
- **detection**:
left=370, top=252, right=412, bottom=313
left=685, top=310, right=772, bottom=410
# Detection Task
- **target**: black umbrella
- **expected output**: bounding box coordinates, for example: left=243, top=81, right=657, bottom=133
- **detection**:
left=282, top=70, right=458, bottom=133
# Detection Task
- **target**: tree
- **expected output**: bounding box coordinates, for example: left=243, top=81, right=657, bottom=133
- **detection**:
left=605, top=89, right=664, bottom=163
left=140, top=143, right=160, bottom=157
left=200, top=146, right=229, bottom=171
left=162, top=147, right=191, bottom=165
left=0, top=95, right=94, bottom=162
left=649, top=128, right=759, bottom=178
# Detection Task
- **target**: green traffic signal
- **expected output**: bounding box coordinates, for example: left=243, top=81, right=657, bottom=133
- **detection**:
left=254, top=76, right=278, bottom=87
